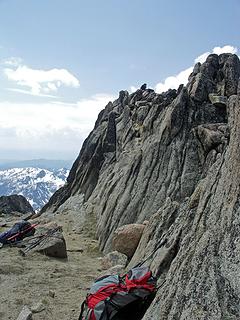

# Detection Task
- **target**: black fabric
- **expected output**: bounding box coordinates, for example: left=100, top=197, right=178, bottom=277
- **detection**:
left=78, top=301, right=86, bottom=320
left=9, top=221, right=31, bottom=234
left=78, top=291, right=156, bottom=320
left=105, top=291, right=156, bottom=320
left=110, top=294, right=156, bottom=320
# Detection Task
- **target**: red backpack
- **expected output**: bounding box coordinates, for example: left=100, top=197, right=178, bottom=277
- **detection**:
left=78, top=266, right=157, bottom=320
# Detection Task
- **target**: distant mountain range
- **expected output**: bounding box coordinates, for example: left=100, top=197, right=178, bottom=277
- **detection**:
left=0, top=160, right=71, bottom=210
left=0, top=159, right=73, bottom=170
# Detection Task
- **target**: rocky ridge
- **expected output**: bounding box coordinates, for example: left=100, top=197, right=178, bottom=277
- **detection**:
left=42, top=53, right=240, bottom=319
left=0, top=194, right=34, bottom=215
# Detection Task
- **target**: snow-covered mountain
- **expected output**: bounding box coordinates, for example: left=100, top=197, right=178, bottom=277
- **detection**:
left=0, top=167, right=69, bottom=210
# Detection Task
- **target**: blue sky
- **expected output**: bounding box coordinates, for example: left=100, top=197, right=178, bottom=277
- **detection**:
left=0, top=0, right=239, bottom=159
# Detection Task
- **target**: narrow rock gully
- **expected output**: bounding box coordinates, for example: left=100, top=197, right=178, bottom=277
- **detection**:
left=0, top=213, right=102, bottom=320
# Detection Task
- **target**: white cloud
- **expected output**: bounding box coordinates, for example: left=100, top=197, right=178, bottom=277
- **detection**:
left=2, top=57, right=23, bottom=67
left=155, top=45, right=238, bottom=93
left=6, top=88, right=59, bottom=98
left=4, top=63, right=80, bottom=96
left=155, top=67, right=193, bottom=93
left=0, top=93, right=115, bottom=157
left=195, top=45, right=237, bottom=64
left=130, top=85, right=138, bottom=93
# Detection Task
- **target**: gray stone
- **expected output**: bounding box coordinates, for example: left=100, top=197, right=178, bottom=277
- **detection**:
left=221, top=53, right=240, bottom=96
left=38, top=235, right=67, bottom=259
left=48, top=290, right=55, bottom=298
left=0, top=220, right=7, bottom=227
left=209, top=93, right=227, bottom=107
left=132, top=94, right=240, bottom=319
left=16, top=306, right=32, bottom=320
left=28, top=224, right=68, bottom=259
left=101, top=251, right=128, bottom=269
left=30, top=301, right=45, bottom=313
left=98, top=264, right=125, bottom=277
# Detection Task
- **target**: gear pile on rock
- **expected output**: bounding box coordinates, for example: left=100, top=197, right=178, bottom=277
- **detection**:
left=0, top=220, right=36, bottom=246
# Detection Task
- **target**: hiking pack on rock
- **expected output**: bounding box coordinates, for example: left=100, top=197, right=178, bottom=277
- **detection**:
left=79, top=266, right=156, bottom=320
left=0, top=221, right=36, bottom=245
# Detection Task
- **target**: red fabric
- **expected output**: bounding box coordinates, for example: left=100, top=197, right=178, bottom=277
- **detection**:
left=89, top=311, right=95, bottom=320
left=6, top=224, right=37, bottom=241
left=84, top=269, right=156, bottom=319
left=125, top=271, right=156, bottom=291
left=87, top=272, right=155, bottom=310
left=87, top=284, right=126, bottom=309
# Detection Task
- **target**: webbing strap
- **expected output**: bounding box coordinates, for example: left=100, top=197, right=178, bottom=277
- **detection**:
left=135, top=238, right=168, bottom=268
left=78, top=300, right=86, bottom=320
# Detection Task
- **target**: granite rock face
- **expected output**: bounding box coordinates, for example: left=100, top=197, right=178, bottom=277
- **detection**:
left=42, top=54, right=240, bottom=319
left=0, top=194, right=34, bottom=215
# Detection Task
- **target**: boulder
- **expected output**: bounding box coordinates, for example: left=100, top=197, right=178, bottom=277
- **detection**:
left=0, top=195, right=34, bottom=215
left=26, top=224, right=68, bottom=259
left=112, top=224, right=145, bottom=258
left=37, top=233, right=67, bottom=259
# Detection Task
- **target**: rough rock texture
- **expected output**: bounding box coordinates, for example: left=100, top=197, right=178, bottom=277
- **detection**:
left=208, top=93, right=227, bottom=107
left=0, top=194, right=34, bottom=215
left=112, top=224, right=145, bottom=258
left=133, top=92, right=240, bottom=320
left=25, top=224, right=67, bottom=259
left=38, top=234, right=67, bottom=259
left=42, top=54, right=240, bottom=319
left=30, top=301, right=46, bottom=314
left=100, top=251, right=128, bottom=270
left=99, top=264, right=126, bottom=277
left=16, top=306, right=32, bottom=320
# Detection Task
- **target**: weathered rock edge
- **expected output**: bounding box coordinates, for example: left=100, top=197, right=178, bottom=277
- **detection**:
left=0, top=194, right=34, bottom=215
left=42, top=54, right=240, bottom=319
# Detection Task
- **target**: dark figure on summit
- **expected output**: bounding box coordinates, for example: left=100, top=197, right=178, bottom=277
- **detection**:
left=140, top=83, right=147, bottom=90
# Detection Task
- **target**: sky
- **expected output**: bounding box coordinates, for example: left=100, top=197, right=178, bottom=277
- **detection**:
left=0, top=0, right=239, bottom=160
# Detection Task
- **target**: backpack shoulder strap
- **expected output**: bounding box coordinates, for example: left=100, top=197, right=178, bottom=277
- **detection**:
left=78, top=300, right=86, bottom=320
